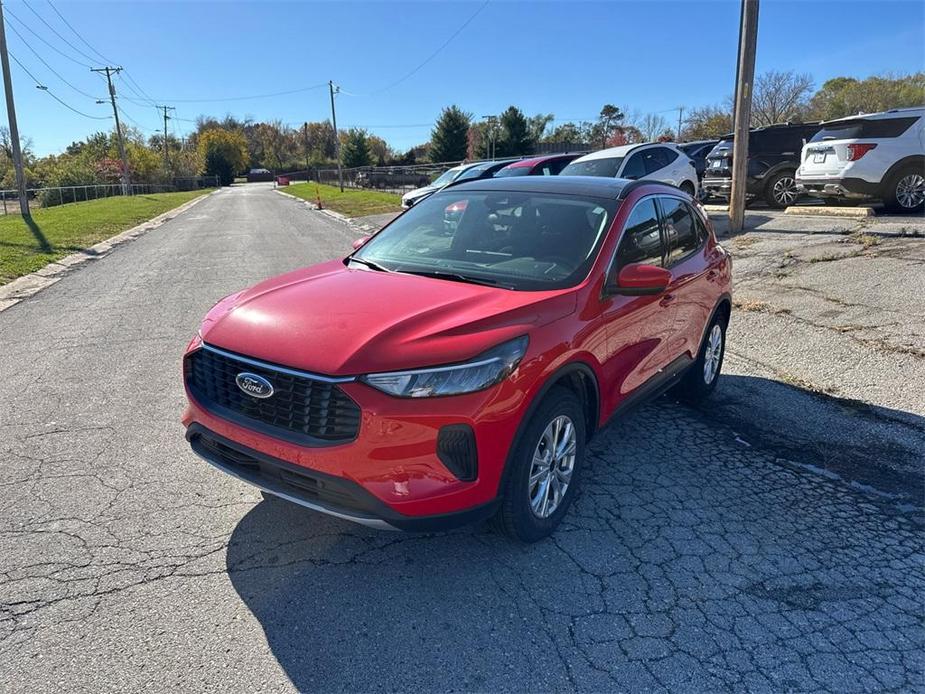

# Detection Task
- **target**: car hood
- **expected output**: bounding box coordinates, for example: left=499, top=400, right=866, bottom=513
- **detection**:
left=200, top=260, right=576, bottom=375
left=402, top=184, right=437, bottom=201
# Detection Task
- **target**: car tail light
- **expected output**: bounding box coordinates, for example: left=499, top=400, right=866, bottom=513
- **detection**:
left=846, top=143, right=877, bottom=161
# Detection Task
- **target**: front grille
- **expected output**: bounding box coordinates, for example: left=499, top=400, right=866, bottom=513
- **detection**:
left=185, top=346, right=360, bottom=444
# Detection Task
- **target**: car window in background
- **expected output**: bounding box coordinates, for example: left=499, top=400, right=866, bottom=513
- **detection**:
left=616, top=198, right=663, bottom=267
left=545, top=158, right=572, bottom=175
left=495, top=166, right=531, bottom=178
left=561, top=157, right=624, bottom=177
left=810, top=117, right=919, bottom=141
left=643, top=149, right=669, bottom=174
left=660, top=197, right=701, bottom=265
left=456, top=165, right=491, bottom=182
left=432, top=167, right=463, bottom=186
left=621, top=153, right=646, bottom=179
left=353, top=191, right=617, bottom=291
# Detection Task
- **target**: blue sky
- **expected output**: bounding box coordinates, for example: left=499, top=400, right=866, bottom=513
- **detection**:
left=4, top=0, right=923, bottom=156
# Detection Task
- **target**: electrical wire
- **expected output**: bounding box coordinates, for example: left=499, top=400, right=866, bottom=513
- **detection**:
left=8, top=50, right=110, bottom=120
left=3, top=7, right=94, bottom=68
left=46, top=0, right=114, bottom=64
left=366, top=0, right=490, bottom=95
left=22, top=0, right=101, bottom=65
left=5, top=21, right=104, bottom=101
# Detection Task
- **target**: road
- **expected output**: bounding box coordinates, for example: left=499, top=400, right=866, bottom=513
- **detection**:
left=1, top=183, right=922, bottom=692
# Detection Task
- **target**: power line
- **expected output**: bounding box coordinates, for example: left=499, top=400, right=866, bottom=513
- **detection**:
left=367, top=0, right=490, bottom=95
left=5, top=20, right=103, bottom=100
left=22, top=0, right=100, bottom=64
left=3, top=6, right=93, bottom=68
left=8, top=49, right=109, bottom=119
left=46, top=0, right=113, bottom=64
left=148, top=82, right=329, bottom=103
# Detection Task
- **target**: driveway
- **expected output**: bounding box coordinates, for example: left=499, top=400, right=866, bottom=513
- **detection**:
left=1, top=184, right=921, bottom=692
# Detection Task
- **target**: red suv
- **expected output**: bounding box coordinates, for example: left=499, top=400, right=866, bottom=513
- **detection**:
left=183, top=177, right=731, bottom=541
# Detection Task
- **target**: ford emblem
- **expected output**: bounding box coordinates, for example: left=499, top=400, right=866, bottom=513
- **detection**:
left=235, top=372, right=274, bottom=399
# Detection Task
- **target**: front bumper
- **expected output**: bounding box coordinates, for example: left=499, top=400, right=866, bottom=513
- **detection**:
left=187, top=424, right=499, bottom=531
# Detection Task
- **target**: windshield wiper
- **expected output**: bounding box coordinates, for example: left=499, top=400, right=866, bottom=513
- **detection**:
left=348, top=256, right=391, bottom=273
left=398, top=269, right=513, bottom=290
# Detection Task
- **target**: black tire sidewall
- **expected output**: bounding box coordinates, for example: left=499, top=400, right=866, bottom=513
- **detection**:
left=886, top=165, right=925, bottom=213
left=765, top=170, right=796, bottom=209
left=675, top=313, right=727, bottom=403
left=499, top=388, right=586, bottom=542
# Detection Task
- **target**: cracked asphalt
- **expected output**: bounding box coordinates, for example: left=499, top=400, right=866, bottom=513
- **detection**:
left=1, top=183, right=922, bottom=692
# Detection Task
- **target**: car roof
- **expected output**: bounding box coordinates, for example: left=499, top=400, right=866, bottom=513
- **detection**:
left=502, top=153, right=581, bottom=169
left=440, top=174, right=679, bottom=200
left=821, top=106, right=924, bottom=124
left=570, top=142, right=683, bottom=163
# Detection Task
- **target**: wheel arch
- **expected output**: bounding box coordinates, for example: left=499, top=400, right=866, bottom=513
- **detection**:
left=496, top=360, right=601, bottom=496
left=883, top=155, right=925, bottom=187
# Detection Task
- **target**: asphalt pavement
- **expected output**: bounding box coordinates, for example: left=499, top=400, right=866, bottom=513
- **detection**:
left=1, top=183, right=922, bottom=692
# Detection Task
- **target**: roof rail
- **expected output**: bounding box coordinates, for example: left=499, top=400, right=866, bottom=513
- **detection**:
left=616, top=179, right=681, bottom=200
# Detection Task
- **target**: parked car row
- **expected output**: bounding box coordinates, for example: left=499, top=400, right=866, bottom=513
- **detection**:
left=401, top=106, right=923, bottom=214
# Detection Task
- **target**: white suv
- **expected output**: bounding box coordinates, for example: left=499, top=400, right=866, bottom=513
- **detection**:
left=796, top=107, right=925, bottom=213
left=561, top=143, right=699, bottom=196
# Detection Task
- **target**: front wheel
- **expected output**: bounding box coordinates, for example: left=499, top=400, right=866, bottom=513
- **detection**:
left=493, top=388, right=586, bottom=542
left=673, top=312, right=727, bottom=404
left=764, top=170, right=799, bottom=209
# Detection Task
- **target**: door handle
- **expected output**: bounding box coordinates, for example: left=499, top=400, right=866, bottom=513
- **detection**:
left=659, top=294, right=676, bottom=307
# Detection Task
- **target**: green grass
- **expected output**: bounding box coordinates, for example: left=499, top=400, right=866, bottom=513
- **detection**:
left=281, top=182, right=402, bottom=218
left=0, top=190, right=212, bottom=285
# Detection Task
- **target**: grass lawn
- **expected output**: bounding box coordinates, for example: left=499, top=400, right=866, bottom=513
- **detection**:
left=280, top=182, right=401, bottom=218
left=0, top=190, right=213, bottom=285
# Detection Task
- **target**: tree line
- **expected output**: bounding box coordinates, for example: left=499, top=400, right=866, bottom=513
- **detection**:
left=1, top=71, right=920, bottom=190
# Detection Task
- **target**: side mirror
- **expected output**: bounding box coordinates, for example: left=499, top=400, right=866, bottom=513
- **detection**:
left=608, top=263, right=671, bottom=296
left=352, top=235, right=371, bottom=250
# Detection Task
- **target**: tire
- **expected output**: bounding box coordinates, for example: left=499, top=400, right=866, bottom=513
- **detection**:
left=764, top=170, right=799, bottom=209
left=680, top=180, right=696, bottom=197
left=492, top=387, right=586, bottom=542
left=673, top=310, right=727, bottom=404
left=883, top=165, right=925, bottom=213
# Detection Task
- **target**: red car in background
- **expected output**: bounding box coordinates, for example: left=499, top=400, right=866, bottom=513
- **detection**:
left=182, top=177, right=731, bottom=541
left=495, top=153, right=582, bottom=177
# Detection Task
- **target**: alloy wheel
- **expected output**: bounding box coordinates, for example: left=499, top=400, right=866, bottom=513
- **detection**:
left=896, top=174, right=925, bottom=210
left=528, top=415, right=577, bottom=519
left=703, top=324, right=723, bottom=384
left=772, top=176, right=798, bottom=206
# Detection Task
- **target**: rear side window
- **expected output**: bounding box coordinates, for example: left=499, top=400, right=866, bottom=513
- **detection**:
left=622, top=153, right=646, bottom=179
left=643, top=149, right=669, bottom=174
left=616, top=198, right=663, bottom=267
left=810, top=117, right=919, bottom=141
left=562, top=157, right=623, bottom=177
left=660, top=197, right=702, bottom=265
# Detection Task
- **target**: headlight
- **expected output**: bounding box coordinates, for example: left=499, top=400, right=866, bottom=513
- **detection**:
left=361, top=336, right=528, bottom=398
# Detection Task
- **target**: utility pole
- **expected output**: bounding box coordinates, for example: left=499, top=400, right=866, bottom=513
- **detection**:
left=677, top=106, right=684, bottom=141
left=0, top=0, right=29, bottom=217
left=729, top=0, right=759, bottom=234
left=156, top=105, right=175, bottom=173
left=92, top=66, right=130, bottom=196
left=328, top=80, right=343, bottom=191
left=482, top=115, right=498, bottom=160
left=302, top=122, right=309, bottom=170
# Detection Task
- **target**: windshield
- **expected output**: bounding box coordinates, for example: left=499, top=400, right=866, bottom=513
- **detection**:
left=561, top=157, right=623, bottom=178
left=456, top=165, right=493, bottom=181
left=495, top=165, right=531, bottom=177
left=431, top=167, right=463, bottom=186
left=352, top=190, right=618, bottom=291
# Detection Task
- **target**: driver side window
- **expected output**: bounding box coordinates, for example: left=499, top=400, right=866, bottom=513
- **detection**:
left=615, top=198, right=664, bottom=268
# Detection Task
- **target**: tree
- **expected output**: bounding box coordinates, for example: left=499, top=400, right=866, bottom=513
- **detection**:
left=635, top=113, right=671, bottom=141
left=197, top=128, right=248, bottom=185
left=496, top=106, right=534, bottom=157
left=681, top=105, right=733, bottom=140
left=341, top=128, right=372, bottom=168
left=430, top=105, right=471, bottom=162
left=367, top=134, right=391, bottom=166
left=589, top=104, right=625, bottom=148
left=543, top=122, right=584, bottom=145
left=752, top=70, right=814, bottom=126
left=808, top=73, right=925, bottom=121
left=527, top=113, right=554, bottom=143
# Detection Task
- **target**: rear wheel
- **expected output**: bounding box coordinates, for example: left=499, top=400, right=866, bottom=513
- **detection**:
left=673, top=311, right=727, bottom=404
left=493, top=387, right=585, bottom=542
left=884, top=165, right=925, bottom=213
left=680, top=180, right=696, bottom=197
left=764, top=170, right=799, bottom=209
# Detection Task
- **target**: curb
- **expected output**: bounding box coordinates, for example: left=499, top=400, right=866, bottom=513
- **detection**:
left=273, top=188, right=375, bottom=234
left=784, top=205, right=875, bottom=219
left=0, top=189, right=217, bottom=314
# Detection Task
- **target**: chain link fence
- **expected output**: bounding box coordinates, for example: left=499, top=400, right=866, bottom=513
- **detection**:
left=0, top=176, right=220, bottom=215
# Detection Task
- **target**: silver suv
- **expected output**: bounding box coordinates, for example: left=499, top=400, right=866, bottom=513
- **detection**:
left=796, top=107, right=925, bottom=213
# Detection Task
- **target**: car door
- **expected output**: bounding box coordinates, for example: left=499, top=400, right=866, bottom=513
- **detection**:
left=599, top=196, right=677, bottom=400
left=656, top=195, right=712, bottom=361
